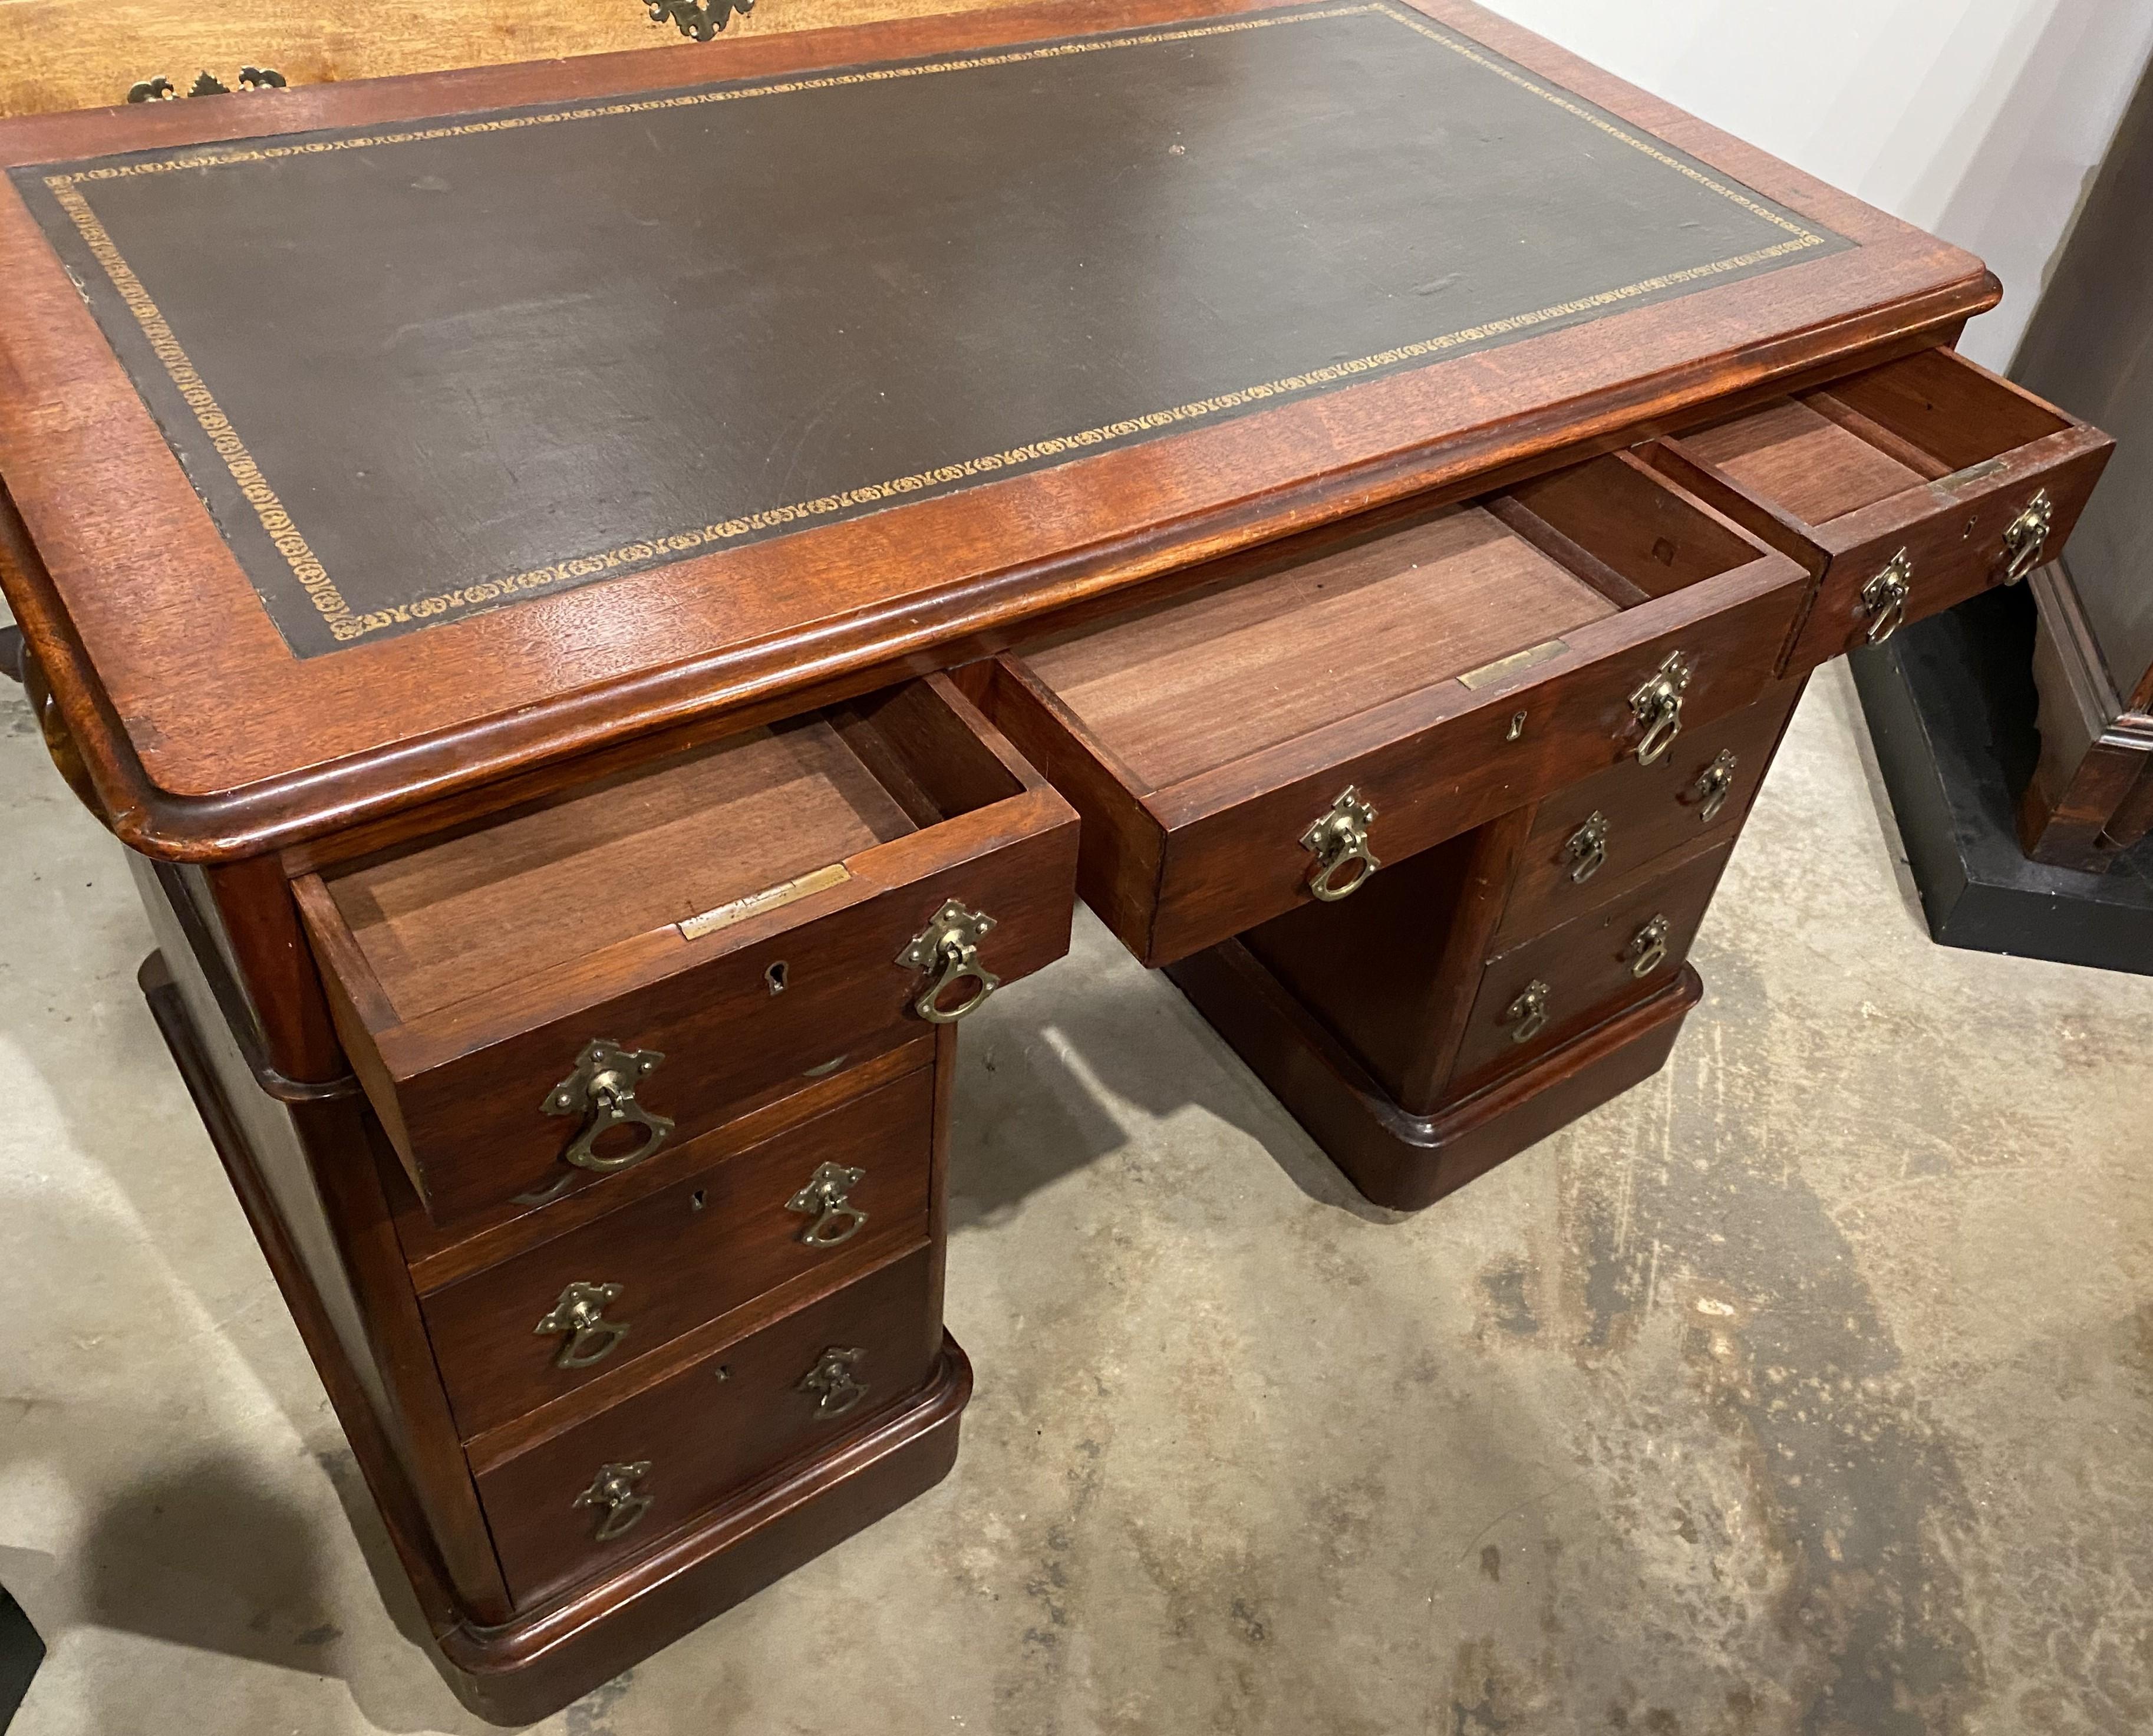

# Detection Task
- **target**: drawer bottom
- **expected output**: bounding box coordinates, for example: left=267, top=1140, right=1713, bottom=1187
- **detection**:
left=1166, top=937, right=1701, bottom=1211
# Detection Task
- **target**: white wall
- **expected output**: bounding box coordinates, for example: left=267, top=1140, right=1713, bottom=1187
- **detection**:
left=1479, top=0, right=2153, bottom=371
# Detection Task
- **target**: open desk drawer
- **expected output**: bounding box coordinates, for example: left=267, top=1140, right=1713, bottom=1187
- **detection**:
left=1646, top=347, right=2112, bottom=673
left=295, top=676, right=1075, bottom=1226
left=986, top=452, right=1808, bottom=966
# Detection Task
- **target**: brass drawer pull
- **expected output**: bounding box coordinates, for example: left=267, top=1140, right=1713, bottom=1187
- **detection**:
left=542, top=1039, right=675, bottom=1176
left=573, top=1461, right=653, bottom=1541
left=1628, top=651, right=1692, bottom=766
left=800, top=1346, right=870, bottom=1419
left=535, top=1281, right=631, bottom=1369
left=2001, top=489, right=2055, bottom=584
left=1692, top=750, right=1739, bottom=822
left=899, top=900, right=1001, bottom=1024
left=1503, top=980, right=1551, bottom=1045
left=1562, top=812, right=1609, bottom=883
left=1859, top=549, right=1913, bottom=644
left=786, top=1162, right=869, bottom=1248
left=1300, top=785, right=1382, bottom=901
left=1624, top=914, right=1671, bottom=979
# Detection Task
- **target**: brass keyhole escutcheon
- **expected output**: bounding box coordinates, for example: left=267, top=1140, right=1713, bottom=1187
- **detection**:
left=1628, top=651, right=1693, bottom=766
left=535, top=1281, right=631, bottom=1369
left=1859, top=549, right=1913, bottom=644
left=786, top=1162, right=869, bottom=1249
left=1504, top=980, right=1551, bottom=1045
left=1624, top=914, right=1671, bottom=979
left=898, top=900, right=1001, bottom=1024
left=2001, top=489, right=2055, bottom=583
left=573, top=1461, right=653, bottom=1541
left=541, top=1039, right=674, bottom=1179
left=1692, top=750, right=1739, bottom=823
left=800, top=1346, right=870, bottom=1419
left=1300, top=785, right=1382, bottom=901
left=1562, top=812, right=1610, bottom=884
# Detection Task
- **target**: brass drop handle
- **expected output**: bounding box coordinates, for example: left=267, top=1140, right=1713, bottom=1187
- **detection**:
left=1300, top=785, right=1382, bottom=901
left=1562, top=812, right=1609, bottom=883
left=542, top=1038, right=674, bottom=1179
left=1692, top=750, right=1739, bottom=823
left=535, top=1281, right=631, bottom=1369
left=898, top=900, right=1001, bottom=1024
left=2001, top=489, right=2055, bottom=583
left=1859, top=549, right=1913, bottom=644
left=572, top=1461, right=654, bottom=1541
left=1503, top=980, right=1551, bottom=1045
left=1624, top=914, right=1671, bottom=979
left=1628, top=651, right=1693, bottom=766
left=799, top=1346, right=870, bottom=1419
left=786, top=1162, right=869, bottom=1248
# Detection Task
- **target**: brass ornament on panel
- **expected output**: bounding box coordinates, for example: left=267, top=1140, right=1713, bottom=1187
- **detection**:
left=128, top=68, right=286, bottom=103
left=649, top=0, right=756, bottom=42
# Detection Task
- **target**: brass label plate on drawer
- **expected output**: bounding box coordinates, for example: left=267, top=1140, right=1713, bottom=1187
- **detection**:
left=678, top=863, right=851, bottom=941
left=1457, top=638, right=1570, bottom=690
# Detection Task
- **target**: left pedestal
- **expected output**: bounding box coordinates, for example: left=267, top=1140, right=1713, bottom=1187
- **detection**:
left=116, top=674, right=1079, bottom=1724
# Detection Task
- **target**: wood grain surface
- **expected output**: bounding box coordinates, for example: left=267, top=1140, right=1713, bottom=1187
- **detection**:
left=0, top=0, right=1997, bottom=859
left=0, top=0, right=1027, bottom=118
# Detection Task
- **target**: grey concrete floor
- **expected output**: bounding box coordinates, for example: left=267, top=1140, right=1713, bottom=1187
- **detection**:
left=2, top=657, right=2150, bottom=1736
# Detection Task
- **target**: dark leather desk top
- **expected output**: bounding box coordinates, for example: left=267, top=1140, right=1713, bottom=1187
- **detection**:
left=0, top=0, right=1989, bottom=857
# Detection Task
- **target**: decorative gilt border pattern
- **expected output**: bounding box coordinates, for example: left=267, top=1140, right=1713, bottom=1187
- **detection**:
left=40, top=2, right=1832, bottom=647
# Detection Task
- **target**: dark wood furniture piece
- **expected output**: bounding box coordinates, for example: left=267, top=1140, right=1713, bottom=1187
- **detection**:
left=2009, top=52, right=2153, bottom=872
left=0, top=0, right=2110, bottom=1719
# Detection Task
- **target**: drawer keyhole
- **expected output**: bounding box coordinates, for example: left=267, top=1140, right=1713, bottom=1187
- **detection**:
left=766, top=961, right=788, bottom=996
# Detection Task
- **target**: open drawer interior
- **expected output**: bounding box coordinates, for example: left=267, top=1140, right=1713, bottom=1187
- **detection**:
left=989, top=450, right=1805, bottom=964
left=318, top=688, right=1020, bottom=1027
left=1014, top=451, right=1772, bottom=796
left=295, top=675, right=1077, bottom=1224
left=1646, top=347, right=2112, bottom=668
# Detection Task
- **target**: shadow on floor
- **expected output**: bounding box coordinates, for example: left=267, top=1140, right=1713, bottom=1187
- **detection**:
left=946, top=908, right=1407, bottom=1228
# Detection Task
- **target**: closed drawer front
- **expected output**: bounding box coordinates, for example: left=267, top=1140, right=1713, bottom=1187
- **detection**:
left=478, top=1243, right=941, bottom=1608
left=988, top=449, right=1806, bottom=966
left=1495, top=676, right=1803, bottom=948
left=1446, top=839, right=1734, bottom=1102
left=296, top=676, right=1076, bottom=1224
left=420, top=1064, right=935, bottom=1441
left=1647, top=347, right=2113, bottom=674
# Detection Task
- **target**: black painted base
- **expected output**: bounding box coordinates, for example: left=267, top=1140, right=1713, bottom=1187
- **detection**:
left=1849, top=584, right=2153, bottom=976
left=0, top=1588, right=42, bottom=1732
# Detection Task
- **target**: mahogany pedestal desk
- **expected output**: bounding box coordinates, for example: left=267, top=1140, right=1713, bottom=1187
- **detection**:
left=0, top=1, right=2111, bottom=1720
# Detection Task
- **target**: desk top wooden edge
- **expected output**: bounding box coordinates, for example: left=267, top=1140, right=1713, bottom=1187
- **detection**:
left=0, top=0, right=1997, bottom=861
